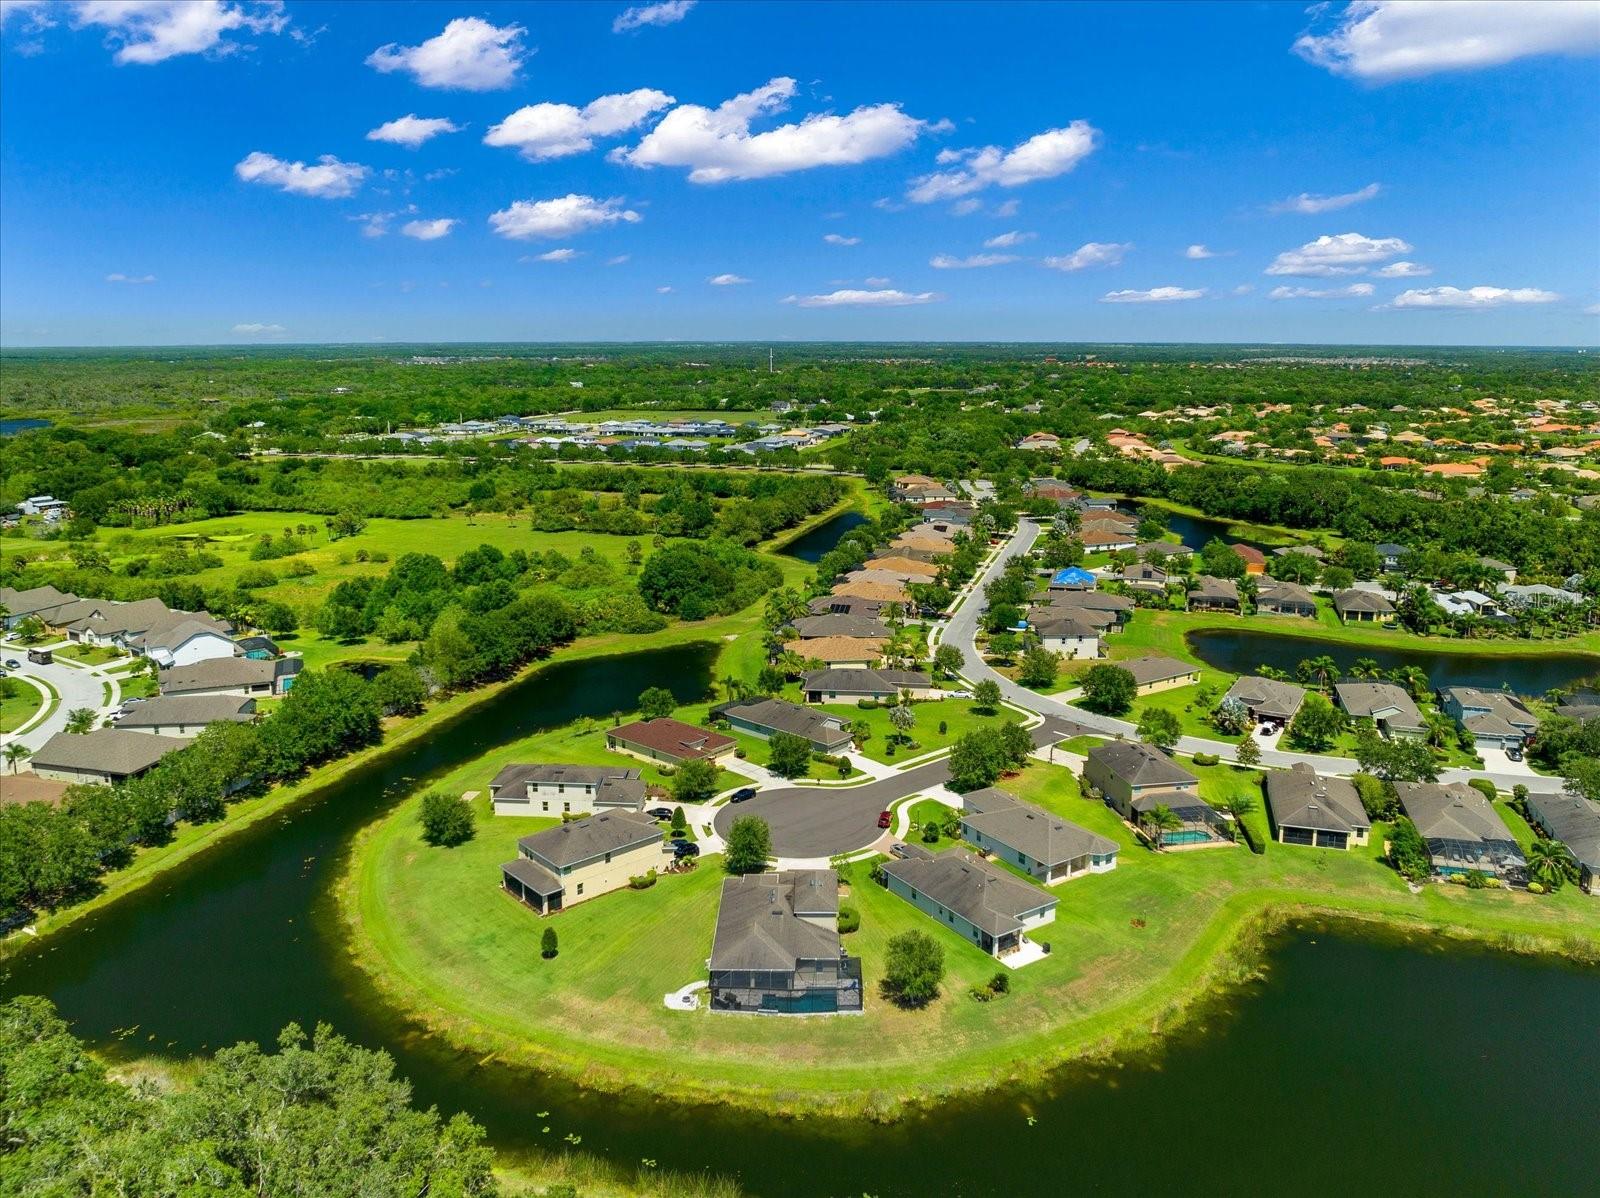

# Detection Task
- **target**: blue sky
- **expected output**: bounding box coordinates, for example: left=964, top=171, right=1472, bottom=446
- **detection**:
left=2, top=0, right=1597, bottom=346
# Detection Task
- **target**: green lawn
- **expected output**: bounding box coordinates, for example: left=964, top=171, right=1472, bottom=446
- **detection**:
left=905, top=798, right=961, bottom=850
left=727, top=730, right=859, bottom=781
left=0, top=680, right=46, bottom=734
left=820, top=696, right=1024, bottom=764
left=54, top=643, right=128, bottom=666
left=340, top=753, right=1600, bottom=1116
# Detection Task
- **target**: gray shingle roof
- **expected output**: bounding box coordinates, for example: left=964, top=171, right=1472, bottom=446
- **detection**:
left=1334, top=682, right=1423, bottom=729
left=1333, top=588, right=1396, bottom=615
left=31, top=728, right=188, bottom=777
left=715, top=698, right=852, bottom=746
left=801, top=667, right=930, bottom=695
left=1264, top=763, right=1370, bottom=835
left=1522, top=793, right=1600, bottom=873
left=1087, top=741, right=1198, bottom=788
left=960, top=788, right=1118, bottom=867
left=709, top=871, right=844, bottom=972
left=1119, top=655, right=1200, bottom=686
left=787, top=614, right=889, bottom=640
left=1396, top=782, right=1518, bottom=847
left=517, top=810, right=662, bottom=870
left=880, top=852, right=1056, bottom=937
left=117, top=694, right=254, bottom=728
left=160, top=657, right=276, bottom=694
left=1223, top=675, right=1308, bottom=722
left=500, top=857, right=563, bottom=896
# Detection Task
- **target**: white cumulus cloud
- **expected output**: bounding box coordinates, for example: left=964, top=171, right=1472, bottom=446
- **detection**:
left=1374, top=260, right=1432, bottom=277
left=1270, top=182, right=1382, bottom=214
left=823, top=233, right=861, bottom=246
left=1389, top=285, right=1561, bottom=308
left=907, top=120, right=1100, bottom=203
left=863, top=276, right=891, bottom=286
left=708, top=273, right=750, bottom=285
left=488, top=194, right=641, bottom=240
left=784, top=288, right=941, bottom=308
left=526, top=248, right=580, bottom=262
left=656, top=285, right=674, bottom=293
left=984, top=230, right=1036, bottom=249
left=1100, top=286, right=1205, bottom=303
left=70, top=0, right=288, bottom=65
left=235, top=151, right=367, bottom=198
left=616, top=77, right=931, bottom=183
left=1268, top=283, right=1376, bottom=299
left=232, top=322, right=286, bottom=334
left=1042, top=241, right=1131, bottom=272
left=105, top=272, right=156, bottom=284
left=367, top=17, right=526, bottom=91
left=1185, top=244, right=1219, bottom=259
left=1293, top=0, right=1600, bottom=82
left=929, top=253, right=1017, bottom=269
left=606, top=254, right=631, bottom=265
left=484, top=89, right=675, bottom=161
left=613, top=0, right=695, bottom=33
left=400, top=218, right=455, bottom=240
left=1265, top=231, right=1411, bottom=276
left=367, top=114, right=463, bottom=148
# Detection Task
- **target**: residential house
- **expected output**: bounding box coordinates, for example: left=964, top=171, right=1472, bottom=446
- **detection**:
left=880, top=852, right=1058, bottom=960
left=1047, top=566, right=1097, bottom=591
left=1256, top=580, right=1318, bottom=618
left=960, top=788, right=1118, bottom=882
left=1015, top=432, right=1062, bottom=452
left=500, top=810, right=664, bottom=915
left=786, top=614, right=888, bottom=640
left=1432, top=590, right=1507, bottom=620
left=712, top=697, right=854, bottom=753
left=1522, top=793, right=1600, bottom=896
left=1232, top=544, right=1267, bottom=575
left=1264, top=764, right=1371, bottom=849
left=116, top=694, right=255, bottom=739
left=1138, top=541, right=1193, bottom=562
left=488, top=764, right=647, bottom=817
left=921, top=502, right=976, bottom=526
left=1222, top=675, right=1308, bottom=725
left=1083, top=741, right=1231, bottom=847
left=605, top=718, right=736, bottom=765
left=18, top=494, right=70, bottom=520
left=830, top=580, right=911, bottom=604
left=866, top=555, right=941, bottom=579
left=1043, top=590, right=1135, bottom=625
left=1395, top=782, right=1526, bottom=882
left=1119, top=655, right=1202, bottom=695
left=708, top=870, right=863, bottom=1013
left=1479, top=557, right=1517, bottom=584
left=806, top=595, right=886, bottom=619
left=1117, top=564, right=1169, bottom=595
left=1375, top=543, right=1409, bottom=572
left=30, top=728, right=188, bottom=785
left=1029, top=613, right=1100, bottom=660
left=0, top=584, right=80, bottom=630
left=1333, top=588, right=1397, bottom=623
left=160, top=656, right=301, bottom=698
left=842, top=568, right=923, bottom=589
left=1334, top=681, right=1426, bottom=740
left=1080, top=527, right=1138, bottom=553
left=1187, top=575, right=1241, bottom=613
left=1272, top=545, right=1325, bottom=560
left=801, top=668, right=936, bottom=704
left=783, top=635, right=885, bottom=669
left=1439, top=687, right=1538, bottom=751
left=1500, top=583, right=1584, bottom=610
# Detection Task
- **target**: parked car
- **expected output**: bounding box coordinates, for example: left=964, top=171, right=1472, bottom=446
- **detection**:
left=646, top=806, right=675, bottom=821
left=877, top=810, right=893, bottom=829
left=672, top=840, right=700, bottom=858
left=124, top=697, right=147, bottom=705
left=729, top=787, right=757, bottom=803
left=1506, top=745, right=1523, bottom=762
left=889, top=842, right=912, bottom=859
left=3, top=659, right=19, bottom=669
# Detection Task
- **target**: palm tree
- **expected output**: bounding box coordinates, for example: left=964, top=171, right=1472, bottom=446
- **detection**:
left=4, top=743, right=31, bottom=774
left=1393, top=665, right=1431, bottom=701
left=1526, top=840, right=1576, bottom=891
left=1352, top=657, right=1380, bottom=680
left=888, top=702, right=917, bottom=745
left=1142, top=804, right=1182, bottom=850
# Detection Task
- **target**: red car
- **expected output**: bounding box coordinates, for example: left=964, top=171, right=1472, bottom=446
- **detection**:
left=877, top=810, right=893, bottom=829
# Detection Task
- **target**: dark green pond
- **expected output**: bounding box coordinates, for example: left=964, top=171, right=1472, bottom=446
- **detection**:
left=1128, top=500, right=1273, bottom=553
left=4, top=645, right=1598, bottom=1196
left=779, top=509, right=869, bottom=562
left=1188, top=627, right=1600, bottom=695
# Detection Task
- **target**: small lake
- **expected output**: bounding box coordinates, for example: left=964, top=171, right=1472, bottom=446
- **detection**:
left=1188, top=627, right=1600, bottom=694
left=1127, top=500, right=1274, bottom=553
left=779, top=509, right=869, bottom=562
left=0, top=417, right=51, bottom=436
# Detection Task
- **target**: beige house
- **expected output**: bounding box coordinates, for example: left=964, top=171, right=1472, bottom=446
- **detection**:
left=1120, top=655, right=1202, bottom=695
left=605, top=718, right=737, bottom=765
left=30, top=728, right=188, bottom=785
left=116, top=694, right=256, bottom=739
left=500, top=810, right=664, bottom=915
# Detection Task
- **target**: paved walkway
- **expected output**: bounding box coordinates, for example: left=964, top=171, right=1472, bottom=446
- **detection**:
left=936, top=520, right=1572, bottom=796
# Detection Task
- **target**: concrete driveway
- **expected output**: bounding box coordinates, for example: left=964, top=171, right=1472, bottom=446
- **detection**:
left=0, top=640, right=124, bottom=752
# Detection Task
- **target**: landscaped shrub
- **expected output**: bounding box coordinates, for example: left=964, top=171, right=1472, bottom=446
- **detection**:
left=419, top=791, right=475, bottom=847
left=628, top=869, right=658, bottom=890
left=541, top=927, right=559, bottom=959
left=969, top=984, right=995, bottom=1002
left=988, top=970, right=1010, bottom=995
left=837, top=903, right=860, bottom=934
left=920, top=821, right=940, bottom=844
left=857, top=698, right=879, bottom=710
left=1235, top=814, right=1267, bottom=855
left=1467, top=779, right=1498, bottom=803
left=1192, top=751, right=1220, bottom=767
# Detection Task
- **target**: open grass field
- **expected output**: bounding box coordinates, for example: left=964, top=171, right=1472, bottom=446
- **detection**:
left=340, top=752, right=1600, bottom=1116
left=818, top=695, right=1023, bottom=764
left=0, top=679, right=47, bottom=734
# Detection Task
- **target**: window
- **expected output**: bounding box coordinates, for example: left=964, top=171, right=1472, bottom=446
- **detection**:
left=576, top=883, right=584, bottom=895
left=541, top=801, right=549, bottom=812
left=563, top=802, right=571, bottom=812
left=604, top=852, right=612, bottom=863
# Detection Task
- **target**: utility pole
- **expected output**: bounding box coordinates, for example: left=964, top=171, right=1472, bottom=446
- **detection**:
left=768, top=348, right=774, bottom=374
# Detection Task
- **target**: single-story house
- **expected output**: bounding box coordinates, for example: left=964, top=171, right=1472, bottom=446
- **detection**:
left=1187, top=575, right=1240, bottom=613
left=1232, top=544, right=1267, bottom=575
left=1272, top=545, right=1324, bottom=560
left=1015, top=432, right=1062, bottom=452
left=1376, top=543, right=1409, bottom=571
left=802, top=668, right=936, bottom=704
left=961, top=788, right=1118, bottom=883
left=1395, top=781, right=1526, bottom=882
left=783, top=635, right=884, bottom=669
left=1439, top=687, right=1538, bottom=750
left=1042, top=590, right=1135, bottom=626
left=1334, top=682, right=1426, bottom=740
left=160, top=655, right=301, bottom=698
left=866, top=555, right=941, bottom=579
left=880, top=851, right=1057, bottom=960
left=116, top=694, right=255, bottom=739
left=1038, top=603, right=1118, bottom=634
left=1120, top=655, right=1202, bottom=695
left=500, top=810, right=664, bottom=915
left=1083, top=740, right=1198, bottom=811
left=713, top=697, right=854, bottom=753
left=708, top=870, right=863, bottom=1013
left=1118, top=564, right=1169, bottom=594
left=806, top=595, right=885, bottom=619
left=488, top=764, right=646, bottom=817
left=1028, top=613, right=1100, bottom=660
left=1080, top=528, right=1138, bottom=553
left=1500, top=583, right=1584, bottom=610
left=1222, top=675, right=1308, bottom=724
left=1333, top=588, right=1397, bottom=623
left=1264, top=763, right=1370, bottom=849
left=1478, top=557, right=1517, bottom=584
left=605, top=718, right=736, bottom=765
left=1047, top=566, right=1097, bottom=591
left=786, top=614, right=890, bottom=641
left=30, top=728, right=188, bottom=785
left=829, top=579, right=911, bottom=604
left=1256, top=580, right=1318, bottom=618
left=1554, top=700, right=1600, bottom=723
left=1138, top=541, right=1193, bottom=562
left=1522, top=793, right=1600, bottom=896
